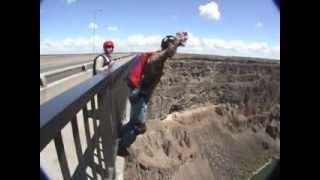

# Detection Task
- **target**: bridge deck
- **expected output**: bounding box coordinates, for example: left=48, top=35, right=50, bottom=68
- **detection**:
left=40, top=53, right=132, bottom=73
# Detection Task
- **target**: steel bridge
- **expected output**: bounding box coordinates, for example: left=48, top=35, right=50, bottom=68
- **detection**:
left=40, top=54, right=135, bottom=180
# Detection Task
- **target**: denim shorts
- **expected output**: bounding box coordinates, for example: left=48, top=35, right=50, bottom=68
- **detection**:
left=118, top=87, right=149, bottom=148
left=128, top=87, right=148, bottom=125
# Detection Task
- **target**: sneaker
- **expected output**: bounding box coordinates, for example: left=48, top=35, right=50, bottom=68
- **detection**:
left=134, top=123, right=147, bottom=135
left=117, top=146, right=130, bottom=157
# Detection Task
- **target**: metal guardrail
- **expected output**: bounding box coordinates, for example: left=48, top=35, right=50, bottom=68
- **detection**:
left=40, top=55, right=134, bottom=180
left=40, top=63, right=93, bottom=86
left=40, top=54, right=134, bottom=88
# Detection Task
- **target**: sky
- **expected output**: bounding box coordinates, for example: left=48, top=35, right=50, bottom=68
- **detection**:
left=40, top=0, right=280, bottom=59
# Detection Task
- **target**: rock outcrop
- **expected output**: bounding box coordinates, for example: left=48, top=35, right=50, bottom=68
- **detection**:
left=123, top=54, right=280, bottom=180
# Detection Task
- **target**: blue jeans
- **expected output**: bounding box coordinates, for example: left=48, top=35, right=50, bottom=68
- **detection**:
left=119, top=87, right=148, bottom=148
left=129, top=87, right=148, bottom=125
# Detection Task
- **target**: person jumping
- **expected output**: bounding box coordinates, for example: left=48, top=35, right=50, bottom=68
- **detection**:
left=118, top=32, right=188, bottom=155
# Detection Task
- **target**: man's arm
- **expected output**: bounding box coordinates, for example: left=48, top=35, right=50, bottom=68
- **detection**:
left=148, top=32, right=188, bottom=63
left=148, top=38, right=181, bottom=64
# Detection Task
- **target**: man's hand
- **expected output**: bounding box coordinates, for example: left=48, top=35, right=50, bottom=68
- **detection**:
left=176, top=32, right=188, bottom=47
left=164, top=32, right=188, bottom=57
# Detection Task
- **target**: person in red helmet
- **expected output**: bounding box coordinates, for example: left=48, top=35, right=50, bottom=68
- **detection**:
left=93, top=40, right=114, bottom=75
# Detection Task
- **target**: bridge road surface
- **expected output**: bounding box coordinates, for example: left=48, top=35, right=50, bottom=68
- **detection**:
left=40, top=54, right=132, bottom=180
left=40, top=53, right=132, bottom=73
left=40, top=53, right=134, bottom=104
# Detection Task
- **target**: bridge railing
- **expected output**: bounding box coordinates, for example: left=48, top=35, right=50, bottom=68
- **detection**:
left=40, top=62, right=93, bottom=87
left=40, top=55, right=134, bottom=180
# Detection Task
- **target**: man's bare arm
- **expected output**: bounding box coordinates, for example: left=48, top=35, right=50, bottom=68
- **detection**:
left=148, top=38, right=181, bottom=63
left=148, top=32, right=188, bottom=63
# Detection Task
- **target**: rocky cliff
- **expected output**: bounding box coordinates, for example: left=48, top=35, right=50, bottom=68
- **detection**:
left=123, top=54, right=280, bottom=180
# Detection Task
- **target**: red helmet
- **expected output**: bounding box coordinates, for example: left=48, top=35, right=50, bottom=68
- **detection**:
left=103, top=40, right=114, bottom=49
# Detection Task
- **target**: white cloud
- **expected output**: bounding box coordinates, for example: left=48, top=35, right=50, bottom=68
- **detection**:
left=41, top=36, right=106, bottom=54
left=127, top=34, right=162, bottom=47
left=273, top=45, right=280, bottom=51
left=88, top=22, right=98, bottom=30
left=40, top=33, right=280, bottom=59
left=256, top=22, right=263, bottom=28
left=178, top=32, right=279, bottom=59
left=43, top=40, right=57, bottom=48
left=187, top=33, right=202, bottom=47
left=199, top=1, right=221, bottom=21
left=66, top=0, right=77, bottom=4
left=107, top=26, right=119, bottom=31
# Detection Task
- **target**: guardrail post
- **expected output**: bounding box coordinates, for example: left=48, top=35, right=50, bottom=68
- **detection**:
left=97, top=86, right=117, bottom=180
left=81, top=65, right=86, bottom=71
left=40, top=74, right=47, bottom=88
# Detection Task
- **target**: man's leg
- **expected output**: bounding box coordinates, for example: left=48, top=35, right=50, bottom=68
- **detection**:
left=119, top=92, right=148, bottom=149
left=119, top=87, right=140, bottom=137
